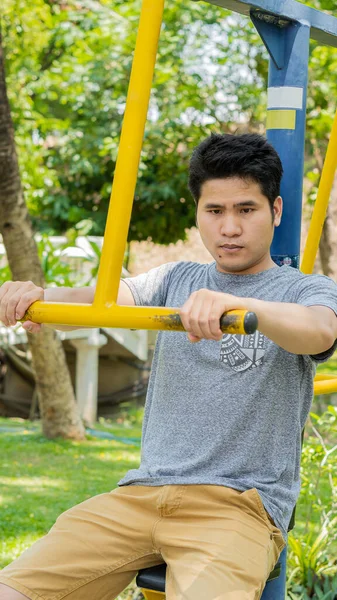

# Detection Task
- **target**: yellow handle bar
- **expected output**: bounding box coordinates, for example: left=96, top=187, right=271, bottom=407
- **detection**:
left=22, top=302, right=258, bottom=336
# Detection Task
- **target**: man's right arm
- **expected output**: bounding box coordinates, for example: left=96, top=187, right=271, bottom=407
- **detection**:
left=0, top=280, right=135, bottom=333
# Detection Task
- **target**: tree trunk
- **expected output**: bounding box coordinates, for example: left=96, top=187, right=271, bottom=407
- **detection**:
left=0, top=31, right=85, bottom=439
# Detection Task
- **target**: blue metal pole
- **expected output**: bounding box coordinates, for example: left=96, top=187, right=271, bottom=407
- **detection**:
left=261, top=546, right=288, bottom=600
left=206, top=0, right=337, bottom=49
left=251, top=15, right=311, bottom=600
left=264, top=20, right=311, bottom=267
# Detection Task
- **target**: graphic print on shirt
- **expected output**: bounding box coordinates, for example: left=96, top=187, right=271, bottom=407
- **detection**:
left=220, top=331, right=267, bottom=372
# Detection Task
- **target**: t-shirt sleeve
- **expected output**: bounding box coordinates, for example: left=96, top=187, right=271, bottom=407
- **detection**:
left=294, top=273, right=337, bottom=363
left=123, top=262, right=178, bottom=307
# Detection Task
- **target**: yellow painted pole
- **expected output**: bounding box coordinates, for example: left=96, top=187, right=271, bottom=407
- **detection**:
left=314, top=373, right=337, bottom=381
left=141, top=590, right=165, bottom=600
left=314, top=377, right=337, bottom=395
left=93, top=0, right=165, bottom=309
left=301, top=109, right=337, bottom=274
left=24, top=303, right=257, bottom=335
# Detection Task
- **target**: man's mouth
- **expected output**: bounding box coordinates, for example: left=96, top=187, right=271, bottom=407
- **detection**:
left=219, top=244, right=244, bottom=253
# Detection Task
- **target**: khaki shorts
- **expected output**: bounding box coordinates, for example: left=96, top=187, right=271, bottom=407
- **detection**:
left=0, top=485, right=286, bottom=600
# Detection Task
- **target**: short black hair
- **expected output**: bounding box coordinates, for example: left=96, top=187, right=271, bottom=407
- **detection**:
left=188, top=133, right=283, bottom=215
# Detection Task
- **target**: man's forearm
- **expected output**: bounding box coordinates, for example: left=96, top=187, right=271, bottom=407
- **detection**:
left=44, top=286, right=95, bottom=304
left=244, top=298, right=335, bottom=355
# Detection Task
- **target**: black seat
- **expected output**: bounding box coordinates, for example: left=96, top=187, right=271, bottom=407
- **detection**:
left=136, top=560, right=281, bottom=593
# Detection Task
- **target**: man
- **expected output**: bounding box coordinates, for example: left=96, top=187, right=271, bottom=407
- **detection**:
left=0, top=133, right=337, bottom=600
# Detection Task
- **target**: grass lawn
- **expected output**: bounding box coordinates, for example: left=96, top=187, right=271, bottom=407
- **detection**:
left=0, top=416, right=143, bottom=598
left=293, top=355, right=337, bottom=554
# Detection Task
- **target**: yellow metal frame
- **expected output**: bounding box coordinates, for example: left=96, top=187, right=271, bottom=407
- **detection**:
left=20, top=0, right=337, bottom=391
left=301, top=109, right=337, bottom=275
left=141, top=589, right=165, bottom=600
left=300, top=108, right=337, bottom=395
left=21, top=0, right=252, bottom=337
left=313, top=375, right=337, bottom=395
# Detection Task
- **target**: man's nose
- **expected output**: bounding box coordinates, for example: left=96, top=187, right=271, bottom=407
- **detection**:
left=220, top=215, right=242, bottom=236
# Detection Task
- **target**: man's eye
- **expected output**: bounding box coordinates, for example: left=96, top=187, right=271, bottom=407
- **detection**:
left=240, top=208, right=253, bottom=214
left=210, top=210, right=221, bottom=215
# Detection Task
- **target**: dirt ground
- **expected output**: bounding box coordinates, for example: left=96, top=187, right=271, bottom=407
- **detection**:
left=128, top=227, right=212, bottom=275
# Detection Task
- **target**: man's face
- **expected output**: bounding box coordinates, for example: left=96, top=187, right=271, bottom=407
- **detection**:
left=196, top=177, right=282, bottom=275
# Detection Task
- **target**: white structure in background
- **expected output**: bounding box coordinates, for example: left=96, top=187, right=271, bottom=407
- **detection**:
left=66, top=326, right=148, bottom=424
left=0, top=235, right=148, bottom=425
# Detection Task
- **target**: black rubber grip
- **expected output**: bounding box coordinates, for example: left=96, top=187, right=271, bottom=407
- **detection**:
left=243, top=311, right=258, bottom=334
left=219, top=311, right=258, bottom=335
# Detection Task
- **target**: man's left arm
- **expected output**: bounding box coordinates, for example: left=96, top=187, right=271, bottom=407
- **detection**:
left=179, top=289, right=337, bottom=353
left=244, top=298, right=337, bottom=355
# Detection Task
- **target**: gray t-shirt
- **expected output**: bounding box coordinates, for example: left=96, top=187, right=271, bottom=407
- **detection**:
left=118, top=262, right=337, bottom=541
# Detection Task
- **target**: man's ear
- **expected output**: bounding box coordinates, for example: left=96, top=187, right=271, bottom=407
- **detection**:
left=274, top=196, right=282, bottom=227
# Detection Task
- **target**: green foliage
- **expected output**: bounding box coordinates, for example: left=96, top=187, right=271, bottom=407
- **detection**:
left=297, top=0, right=335, bottom=11
left=302, top=2, right=337, bottom=206
left=36, top=235, right=77, bottom=287
left=2, top=0, right=267, bottom=244
left=286, top=405, right=337, bottom=597
left=0, top=232, right=101, bottom=287
left=288, top=517, right=337, bottom=584
left=287, top=570, right=337, bottom=599
left=2, top=0, right=337, bottom=246
left=0, top=260, right=12, bottom=286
